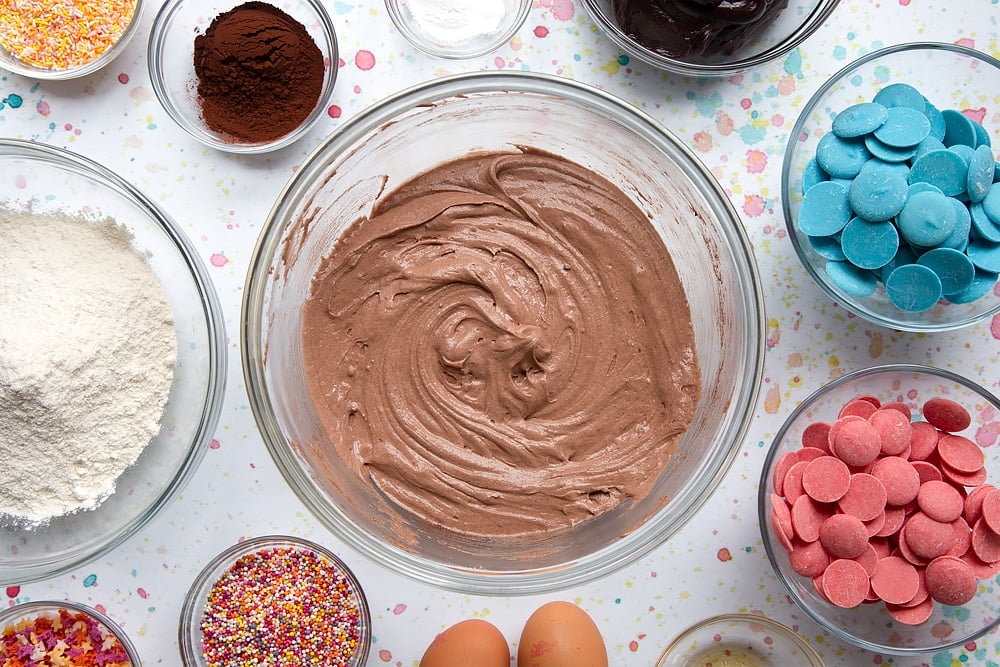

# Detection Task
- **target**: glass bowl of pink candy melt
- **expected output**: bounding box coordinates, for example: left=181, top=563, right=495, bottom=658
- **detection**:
left=759, top=364, right=1000, bottom=655
left=783, top=43, right=1000, bottom=332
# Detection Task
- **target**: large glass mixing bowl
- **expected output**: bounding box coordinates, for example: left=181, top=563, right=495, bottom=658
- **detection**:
left=242, top=72, right=764, bottom=594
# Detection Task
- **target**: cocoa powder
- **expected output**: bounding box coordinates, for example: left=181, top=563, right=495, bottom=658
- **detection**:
left=194, top=2, right=325, bottom=143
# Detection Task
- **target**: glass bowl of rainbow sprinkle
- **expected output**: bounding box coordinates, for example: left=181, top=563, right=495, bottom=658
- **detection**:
left=782, top=42, right=1000, bottom=332
left=1, top=600, right=141, bottom=666
left=179, top=535, right=371, bottom=667
left=0, top=0, right=144, bottom=80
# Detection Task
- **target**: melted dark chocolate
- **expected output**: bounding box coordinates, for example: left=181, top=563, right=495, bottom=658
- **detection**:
left=611, top=0, right=789, bottom=59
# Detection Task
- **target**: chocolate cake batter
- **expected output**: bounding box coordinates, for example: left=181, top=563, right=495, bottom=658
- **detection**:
left=302, top=150, right=700, bottom=538
left=612, top=0, right=789, bottom=58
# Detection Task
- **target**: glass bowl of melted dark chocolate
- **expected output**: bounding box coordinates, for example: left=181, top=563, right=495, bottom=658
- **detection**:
left=242, top=71, right=765, bottom=594
left=582, top=0, right=840, bottom=76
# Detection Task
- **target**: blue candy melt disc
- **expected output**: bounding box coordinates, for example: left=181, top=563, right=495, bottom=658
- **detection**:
left=946, top=269, right=999, bottom=304
left=832, top=102, right=889, bottom=138
left=798, top=181, right=852, bottom=236
left=816, top=133, right=871, bottom=179
left=841, top=217, right=899, bottom=269
left=849, top=159, right=909, bottom=221
left=826, top=260, right=878, bottom=297
left=885, top=263, right=943, bottom=312
left=873, top=83, right=926, bottom=111
left=942, top=109, right=978, bottom=148
left=897, top=190, right=958, bottom=247
left=909, top=149, right=969, bottom=197
left=917, top=247, right=976, bottom=295
left=872, top=106, right=931, bottom=148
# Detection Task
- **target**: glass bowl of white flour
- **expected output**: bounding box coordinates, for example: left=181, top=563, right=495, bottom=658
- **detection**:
left=0, top=139, right=226, bottom=584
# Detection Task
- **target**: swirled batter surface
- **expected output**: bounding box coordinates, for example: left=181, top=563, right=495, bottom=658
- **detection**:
left=302, top=150, right=700, bottom=538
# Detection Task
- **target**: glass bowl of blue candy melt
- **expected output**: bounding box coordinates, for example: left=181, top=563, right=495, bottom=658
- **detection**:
left=782, top=43, right=1000, bottom=331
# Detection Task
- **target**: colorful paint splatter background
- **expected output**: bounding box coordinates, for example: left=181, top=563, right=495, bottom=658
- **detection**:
left=3, top=1, right=1000, bottom=666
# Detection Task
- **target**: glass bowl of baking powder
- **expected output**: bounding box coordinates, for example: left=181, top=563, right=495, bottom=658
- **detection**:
left=385, top=0, right=531, bottom=59
left=0, top=140, right=226, bottom=585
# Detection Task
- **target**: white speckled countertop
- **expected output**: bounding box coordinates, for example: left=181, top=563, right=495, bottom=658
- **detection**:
left=2, top=1, right=1000, bottom=665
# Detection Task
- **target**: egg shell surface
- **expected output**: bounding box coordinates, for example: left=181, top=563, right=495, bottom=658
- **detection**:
left=517, top=601, right=608, bottom=667
left=419, top=618, right=510, bottom=667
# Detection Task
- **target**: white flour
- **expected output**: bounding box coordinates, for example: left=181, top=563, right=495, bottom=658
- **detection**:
left=405, top=0, right=507, bottom=42
left=0, top=207, right=177, bottom=524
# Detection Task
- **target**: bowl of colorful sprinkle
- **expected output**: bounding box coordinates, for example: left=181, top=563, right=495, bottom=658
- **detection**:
left=1, top=600, right=141, bottom=666
left=783, top=42, right=1000, bottom=331
left=760, top=364, right=1000, bottom=655
left=0, top=0, right=144, bottom=80
left=179, top=535, right=371, bottom=667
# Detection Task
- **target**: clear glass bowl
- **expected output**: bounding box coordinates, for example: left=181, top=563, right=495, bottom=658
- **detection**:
left=656, top=614, right=824, bottom=666
left=759, top=364, right=1000, bottom=655
left=0, top=140, right=226, bottom=585
left=0, top=0, right=144, bottom=80
left=147, top=0, right=339, bottom=153
left=385, top=0, right=531, bottom=59
left=782, top=43, right=1000, bottom=331
left=581, top=0, right=840, bottom=77
left=179, top=535, right=371, bottom=667
left=0, top=600, right=142, bottom=666
left=242, top=71, right=765, bottom=595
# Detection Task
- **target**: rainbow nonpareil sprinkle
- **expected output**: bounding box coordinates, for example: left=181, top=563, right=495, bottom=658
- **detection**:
left=200, top=546, right=364, bottom=667
left=1, top=607, right=132, bottom=667
left=0, top=0, right=137, bottom=70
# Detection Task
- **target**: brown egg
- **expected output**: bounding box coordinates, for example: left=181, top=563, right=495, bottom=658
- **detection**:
left=419, top=618, right=510, bottom=667
left=517, top=601, right=608, bottom=667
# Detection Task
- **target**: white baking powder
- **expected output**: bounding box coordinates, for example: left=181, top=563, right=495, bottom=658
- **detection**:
left=405, top=0, right=507, bottom=43
left=0, top=207, right=177, bottom=524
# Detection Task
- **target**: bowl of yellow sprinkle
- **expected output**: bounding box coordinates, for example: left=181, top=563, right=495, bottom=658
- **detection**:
left=0, top=0, right=144, bottom=80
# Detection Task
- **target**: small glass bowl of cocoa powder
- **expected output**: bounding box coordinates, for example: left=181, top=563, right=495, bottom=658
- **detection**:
left=148, top=0, right=339, bottom=153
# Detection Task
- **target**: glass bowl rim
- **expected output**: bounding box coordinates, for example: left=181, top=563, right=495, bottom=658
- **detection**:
left=241, top=69, right=766, bottom=595
left=655, top=612, right=825, bottom=666
left=579, top=0, right=841, bottom=77
left=0, top=599, right=143, bottom=665
left=383, top=0, right=532, bottom=59
left=780, top=41, right=1000, bottom=332
left=177, top=534, right=372, bottom=666
left=0, top=0, right=145, bottom=80
left=0, top=138, right=227, bottom=585
left=146, top=0, right=340, bottom=154
left=757, top=362, right=1000, bottom=655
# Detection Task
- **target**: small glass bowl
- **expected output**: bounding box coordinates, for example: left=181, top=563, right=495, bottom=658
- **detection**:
left=0, top=140, right=226, bottom=585
left=385, top=0, right=530, bottom=59
left=759, top=364, right=1000, bottom=655
left=0, top=0, right=143, bottom=80
left=0, top=600, right=142, bottom=666
left=782, top=43, right=1000, bottom=332
left=242, top=71, right=764, bottom=595
left=179, top=535, right=371, bottom=667
left=656, top=614, right=824, bottom=666
left=581, top=0, right=839, bottom=77
left=147, top=0, right=339, bottom=153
